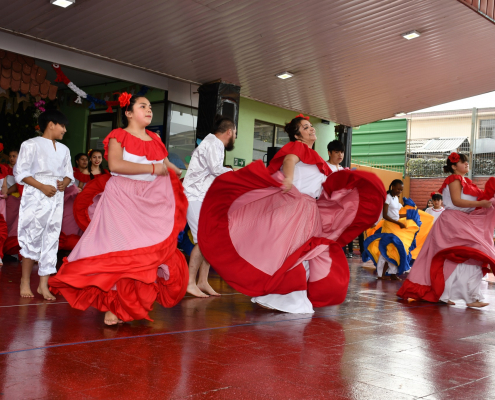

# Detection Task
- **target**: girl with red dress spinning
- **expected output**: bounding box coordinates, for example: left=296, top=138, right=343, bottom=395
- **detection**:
left=398, top=153, right=495, bottom=307
left=50, top=93, right=187, bottom=325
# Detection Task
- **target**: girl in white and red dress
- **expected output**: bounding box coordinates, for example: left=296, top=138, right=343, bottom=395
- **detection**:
left=2, top=149, right=22, bottom=257
left=0, top=144, right=10, bottom=265
left=198, top=114, right=386, bottom=313
left=398, top=153, right=495, bottom=307
left=49, top=93, right=188, bottom=325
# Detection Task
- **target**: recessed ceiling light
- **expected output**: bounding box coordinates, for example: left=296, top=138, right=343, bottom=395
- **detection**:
left=401, top=30, right=421, bottom=40
left=276, top=72, right=293, bottom=80
left=395, top=112, right=407, bottom=117
left=50, top=0, right=75, bottom=8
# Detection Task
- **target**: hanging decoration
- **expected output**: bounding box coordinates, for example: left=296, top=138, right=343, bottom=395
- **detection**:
left=52, top=64, right=149, bottom=113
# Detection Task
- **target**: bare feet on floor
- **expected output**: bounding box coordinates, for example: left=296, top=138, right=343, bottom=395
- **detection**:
left=37, top=286, right=56, bottom=301
left=104, top=311, right=123, bottom=325
left=186, top=282, right=209, bottom=298
left=20, top=279, right=34, bottom=298
left=447, top=300, right=456, bottom=305
left=390, top=274, right=402, bottom=281
left=197, top=282, right=221, bottom=296
left=467, top=301, right=489, bottom=308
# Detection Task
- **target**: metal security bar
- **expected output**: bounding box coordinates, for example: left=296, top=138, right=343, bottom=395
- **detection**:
left=405, top=108, right=495, bottom=177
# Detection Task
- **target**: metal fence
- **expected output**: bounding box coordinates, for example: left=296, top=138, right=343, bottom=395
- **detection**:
left=405, top=108, right=495, bottom=178
left=350, top=159, right=404, bottom=174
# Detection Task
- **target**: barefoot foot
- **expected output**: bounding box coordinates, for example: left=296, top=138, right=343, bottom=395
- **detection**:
left=467, top=301, right=489, bottom=308
left=447, top=300, right=456, bottom=305
left=20, top=279, right=34, bottom=298
left=197, top=282, right=221, bottom=296
left=104, top=311, right=123, bottom=325
left=186, top=283, right=209, bottom=298
left=37, top=286, right=56, bottom=301
left=390, top=274, right=402, bottom=281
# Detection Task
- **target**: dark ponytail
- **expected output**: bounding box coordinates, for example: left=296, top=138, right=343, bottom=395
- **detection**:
left=388, top=179, right=403, bottom=196
left=284, top=117, right=307, bottom=142
left=443, top=153, right=468, bottom=174
left=121, top=95, right=147, bottom=128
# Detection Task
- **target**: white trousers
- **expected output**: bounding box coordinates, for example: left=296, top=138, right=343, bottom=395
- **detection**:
left=377, top=255, right=398, bottom=276
left=186, top=200, right=202, bottom=244
left=440, top=263, right=484, bottom=304
left=251, top=261, right=315, bottom=314
left=18, top=177, right=64, bottom=276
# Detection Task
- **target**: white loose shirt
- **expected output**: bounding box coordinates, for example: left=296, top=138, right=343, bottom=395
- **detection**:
left=384, top=193, right=402, bottom=221
left=424, top=207, right=445, bottom=222
left=291, top=162, right=326, bottom=198
left=326, top=162, right=344, bottom=173
left=183, top=134, right=231, bottom=202
left=14, top=136, right=74, bottom=186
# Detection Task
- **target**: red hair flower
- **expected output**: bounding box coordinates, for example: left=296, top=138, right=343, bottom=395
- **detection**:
left=448, top=152, right=460, bottom=164
left=430, top=192, right=436, bottom=198
left=117, top=92, right=132, bottom=109
left=294, top=113, right=310, bottom=120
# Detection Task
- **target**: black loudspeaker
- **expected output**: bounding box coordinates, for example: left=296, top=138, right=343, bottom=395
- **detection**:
left=266, top=146, right=282, bottom=166
left=196, top=81, right=241, bottom=144
left=334, top=124, right=352, bottom=168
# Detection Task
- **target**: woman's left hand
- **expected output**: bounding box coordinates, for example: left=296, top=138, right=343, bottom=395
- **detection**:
left=281, top=177, right=293, bottom=193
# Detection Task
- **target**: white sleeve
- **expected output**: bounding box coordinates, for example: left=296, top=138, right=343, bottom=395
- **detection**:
left=384, top=194, right=392, bottom=205
left=205, top=144, right=232, bottom=177
left=14, top=140, right=36, bottom=184
left=63, top=149, right=75, bottom=186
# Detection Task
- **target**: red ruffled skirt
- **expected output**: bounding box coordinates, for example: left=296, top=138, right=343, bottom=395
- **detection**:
left=397, top=185, right=495, bottom=303
left=58, top=185, right=82, bottom=251
left=198, top=161, right=386, bottom=307
left=49, top=173, right=188, bottom=321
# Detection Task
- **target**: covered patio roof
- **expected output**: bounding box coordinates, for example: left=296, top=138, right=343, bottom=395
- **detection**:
left=1, top=0, right=494, bottom=126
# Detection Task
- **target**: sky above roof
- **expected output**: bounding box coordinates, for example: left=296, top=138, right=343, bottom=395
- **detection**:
left=413, top=91, right=495, bottom=113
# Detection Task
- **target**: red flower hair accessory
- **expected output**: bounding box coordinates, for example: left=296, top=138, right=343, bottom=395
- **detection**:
left=448, top=152, right=460, bottom=164
left=294, top=113, right=310, bottom=120
left=116, top=92, right=132, bottom=109
left=430, top=192, right=436, bottom=198
left=87, top=148, right=93, bottom=156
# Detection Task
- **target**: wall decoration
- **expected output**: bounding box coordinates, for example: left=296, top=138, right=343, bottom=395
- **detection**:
left=52, top=64, right=149, bottom=113
left=0, top=50, right=58, bottom=100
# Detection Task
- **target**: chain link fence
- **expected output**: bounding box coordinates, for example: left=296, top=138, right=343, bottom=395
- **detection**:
left=405, top=108, right=495, bottom=177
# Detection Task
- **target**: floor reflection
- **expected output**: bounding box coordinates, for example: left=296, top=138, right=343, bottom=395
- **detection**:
left=2, top=259, right=495, bottom=398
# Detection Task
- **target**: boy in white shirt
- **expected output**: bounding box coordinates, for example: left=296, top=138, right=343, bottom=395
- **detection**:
left=326, top=140, right=344, bottom=173
left=425, top=193, right=445, bottom=223
left=16, top=110, right=74, bottom=300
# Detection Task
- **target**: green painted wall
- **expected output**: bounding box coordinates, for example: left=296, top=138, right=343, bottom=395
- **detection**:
left=59, top=81, right=165, bottom=156
left=351, top=119, right=407, bottom=170
left=60, top=81, right=335, bottom=165
left=228, top=97, right=335, bottom=165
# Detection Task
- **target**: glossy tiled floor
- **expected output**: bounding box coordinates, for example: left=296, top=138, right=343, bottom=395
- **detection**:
left=2, top=256, right=495, bottom=399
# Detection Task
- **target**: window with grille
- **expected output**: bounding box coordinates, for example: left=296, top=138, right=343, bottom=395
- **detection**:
left=479, top=119, right=495, bottom=139
left=253, top=120, right=289, bottom=163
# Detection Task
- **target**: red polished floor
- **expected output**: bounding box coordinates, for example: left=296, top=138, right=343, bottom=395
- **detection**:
left=2, top=257, right=495, bottom=399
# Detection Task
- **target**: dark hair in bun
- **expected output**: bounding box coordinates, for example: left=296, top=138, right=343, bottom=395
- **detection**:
left=443, top=153, right=468, bottom=174
left=121, top=95, right=147, bottom=128
left=284, top=117, right=307, bottom=142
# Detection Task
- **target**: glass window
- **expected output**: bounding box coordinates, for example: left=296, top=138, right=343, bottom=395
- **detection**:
left=253, top=120, right=287, bottom=164
left=479, top=119, right=495, bottom=139
left=169, top=103, right=198, bottom=165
